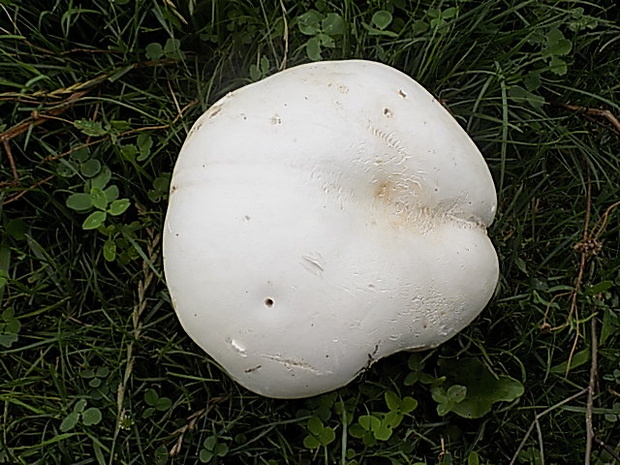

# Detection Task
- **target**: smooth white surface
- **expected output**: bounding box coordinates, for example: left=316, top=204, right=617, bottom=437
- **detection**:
left=163, top=60, right=499, bottom=398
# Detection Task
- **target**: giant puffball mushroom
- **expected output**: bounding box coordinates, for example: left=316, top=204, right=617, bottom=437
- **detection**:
left=163, top=60, right=499, bottom=399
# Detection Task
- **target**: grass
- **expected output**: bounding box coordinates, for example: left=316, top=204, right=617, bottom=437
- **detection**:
left=1, top=0, right=619, bottom=464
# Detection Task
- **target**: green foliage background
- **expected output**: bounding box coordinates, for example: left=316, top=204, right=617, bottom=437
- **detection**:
left=1, top=1, right=619, bottom=464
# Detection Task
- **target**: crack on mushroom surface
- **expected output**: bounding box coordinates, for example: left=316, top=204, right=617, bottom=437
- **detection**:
left=163, top=60, right=499, bottom=399
left=225, top=337, right=247, bottom=357
left=366, top=122, right=409, bottom=160
left=301, top=253, right=325, bottom=276
left=262, top=354, right=321, bottom=374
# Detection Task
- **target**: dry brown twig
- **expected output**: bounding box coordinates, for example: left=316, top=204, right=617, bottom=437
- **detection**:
left=169, top=396, right=230, bottom=457
left=109, top=229, right=160, bottom=463
left=537, top=151, right=620, bottom=463
left=571, top=193, right=618, bottom=464
left=552, top=102, right=620, bottom=136
left=0, top=89, right=91, bottom=186
left=510, top=388, right=589, bottom=465
left=1, top=56, right=193, bottom=204
left=278, top=0, right=289, bottom=71
left=584, top=316, right=598, bottom=465
left=1, top=89, right=196, bottom=205
left=593, top=436, right=620, bottom=462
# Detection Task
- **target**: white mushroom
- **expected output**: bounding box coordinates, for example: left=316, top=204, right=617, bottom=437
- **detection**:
left=163, top=60, right=499, bottom=399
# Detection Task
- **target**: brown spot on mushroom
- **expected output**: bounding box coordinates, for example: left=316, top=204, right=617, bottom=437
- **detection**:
left=383, top=107, right=393, bottom=118
left=374, top=180, right=396, bottom=203
left=372, top=178, right=432, bottom=230
left=264, top=298, right=274, bottom=308
left=207, top=105, right=222, bottom=118
left=245, top=365, right=262, bottom=373
left=398, top=89, right=407, bottom=98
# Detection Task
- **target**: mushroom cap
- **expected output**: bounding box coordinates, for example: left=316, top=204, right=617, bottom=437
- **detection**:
left=163, top=60, right=499, bottom=399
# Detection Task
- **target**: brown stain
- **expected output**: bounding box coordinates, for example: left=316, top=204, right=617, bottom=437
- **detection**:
left=383, top=107, right=393, bottom=118
left=375, top=180, right=409, bottom=226
left=371, top=171, right=480, bottom=233
left=207, top=105, right=222, bottom=118
left=372, top=178, right=428, bottom=230
left=374, top=179, right=396, bottom=203
left=398, top=89, right=407, bottom=98
left=244, top=365, right=262, bottom=373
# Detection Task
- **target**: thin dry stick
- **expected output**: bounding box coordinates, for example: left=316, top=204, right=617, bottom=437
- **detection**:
left=0, top=90, right=90, bottom=187
left=0, top=90, right=90, bottom=142
left=541, top=170, right=619, bottom=463
left=0, top=56, right=179, bottom=103
left=1, top=57, right=188, bottom=200
left=541, top=290, right=572, bottom=332
left=534, top=418, right=545, bottom=465
left=593, top=436, right=620, bottom=461
left=167, top=79, right=182, bottom=118
left=552, top=102, right=620, bottom=135
left=41, top=99, right=197, bottom=164
left=581, top=198, right=620, bottom=464
left=585, top=316, right=598, bottom=465
left=169, top=395, right=229, bottom=457
left=2, top=139, right=18, bottom=184
left=2, top=99, right=197, bottom=205
left=109, top=231, right=160, bottom=465
left=562, top=174, right=593, bottom=376
left=1, top=175, right=54, bottom=205
left=564, top=248, right=586, bottom=375
left=509, top=388, right=588, bottom=465
left=591, top=200, right=620, bottom=240
left=41, top=138, right=106, bottom=163
left=278, top=0, right=289, bottom=70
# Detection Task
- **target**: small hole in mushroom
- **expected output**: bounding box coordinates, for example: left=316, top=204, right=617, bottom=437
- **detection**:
left=264, top=298, right=274, bottom=308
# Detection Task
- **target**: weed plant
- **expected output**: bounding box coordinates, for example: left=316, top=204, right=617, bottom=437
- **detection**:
left=1, top=1, right=619, bottom=464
